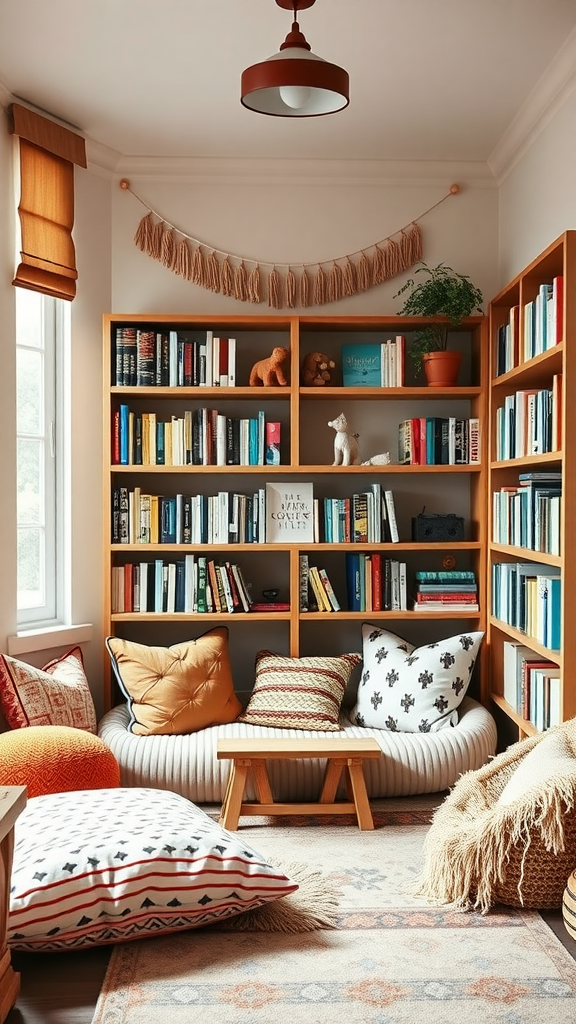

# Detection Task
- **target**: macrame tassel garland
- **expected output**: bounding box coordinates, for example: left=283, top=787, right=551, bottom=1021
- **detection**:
left=126, top=179, right=462, bottom=309
left=130, top=209, right=426, bottom=309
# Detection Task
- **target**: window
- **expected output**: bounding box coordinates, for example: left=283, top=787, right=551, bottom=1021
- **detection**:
left=16, top=288, right=69, bottom=626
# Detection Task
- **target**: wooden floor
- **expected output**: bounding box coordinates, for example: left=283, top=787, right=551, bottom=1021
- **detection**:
left=5, top=910, right=576, bottom=1023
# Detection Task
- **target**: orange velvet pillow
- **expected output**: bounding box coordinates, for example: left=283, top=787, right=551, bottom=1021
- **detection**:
left=106, top=627, right=241, bottom=736
left=0, top=725, right=120, bottom=798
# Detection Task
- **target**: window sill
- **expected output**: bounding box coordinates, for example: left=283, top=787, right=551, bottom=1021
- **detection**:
left=6, top=623, right=94, bottom=657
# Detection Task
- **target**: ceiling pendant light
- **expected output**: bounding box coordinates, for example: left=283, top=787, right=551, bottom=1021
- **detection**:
left=241, top=0, right=349, bottom=118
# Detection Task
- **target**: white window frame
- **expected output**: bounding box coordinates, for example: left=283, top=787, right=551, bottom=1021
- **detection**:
left=16, top=289, right=70, bottom=628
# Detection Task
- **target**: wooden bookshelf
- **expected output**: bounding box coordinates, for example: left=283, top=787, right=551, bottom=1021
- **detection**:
left=487, top=230, right=576, bottom=738
left=102, top=313, right=488, bottom=710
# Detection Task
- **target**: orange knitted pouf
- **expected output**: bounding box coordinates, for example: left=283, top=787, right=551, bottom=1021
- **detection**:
left=0, top=725, right=120, bottom=797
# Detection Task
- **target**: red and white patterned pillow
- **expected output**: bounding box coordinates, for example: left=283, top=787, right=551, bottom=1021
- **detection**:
left=0, top=647, right=96, bottom=732
left=9, top=787, right=297, bottom=950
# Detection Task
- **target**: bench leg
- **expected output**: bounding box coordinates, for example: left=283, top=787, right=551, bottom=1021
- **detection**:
left=252, top=762, right=274, bottom=804
left=219, top=759, right=250, bottom=830
left=346, top=758, right=375, bottom=831
left=319, top=758, right=346, bottom=803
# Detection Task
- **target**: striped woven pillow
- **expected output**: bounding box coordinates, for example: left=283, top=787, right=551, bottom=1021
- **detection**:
left=239, top=650, right=361, bottom=731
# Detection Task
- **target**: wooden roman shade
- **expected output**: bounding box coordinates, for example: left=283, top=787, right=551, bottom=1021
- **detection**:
left=9, top=103, right=87, bottom=301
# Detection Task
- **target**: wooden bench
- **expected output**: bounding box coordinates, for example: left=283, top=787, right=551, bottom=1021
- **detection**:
left=217, top=737, right=381, bottom=831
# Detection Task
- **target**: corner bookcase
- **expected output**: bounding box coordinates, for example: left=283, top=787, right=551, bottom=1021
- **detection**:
left=487, top=230, right=576, bottom=739
left=102, top=313, right=488, bottom=711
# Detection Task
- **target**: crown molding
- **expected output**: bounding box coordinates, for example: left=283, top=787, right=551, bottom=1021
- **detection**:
left=488, top=27, right=576, bottom=183
left=106, top=155, right=495, bottom=189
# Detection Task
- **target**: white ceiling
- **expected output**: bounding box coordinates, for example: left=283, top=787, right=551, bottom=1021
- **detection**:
left=1, top=0, right=576, bottom=173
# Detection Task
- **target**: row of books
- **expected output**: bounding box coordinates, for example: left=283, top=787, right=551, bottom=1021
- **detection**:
left=411, top=570, right=479, bottom=612
left=111, top=556, right=252, bottom=614
left=319, top=486, right=399, bottom=543
left=492, top=472, right=561, bottom=555
left=523, top=277, right=564, bottom=362
left=341, top=339, right=405, bottom=387
left=114, top=327, right=237, bottom=388
left=111, top=487, right=268, bottom=545
left=111, top=481, right=402, bottom=547
left=503, top=640, right=561, bottom=731
left=494, top=278, right=563, bottom=377
left=494, top=377, right=561, bottom=461
left=346, top=553, right=408, bottom=612
left=398, top=417, right=480, bottom=465
left=112, top=405, right=281, bottom=467
left=492, top=562, right=561, bottom=650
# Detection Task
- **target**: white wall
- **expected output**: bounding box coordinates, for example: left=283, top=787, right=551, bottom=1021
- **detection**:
left=498, top=88, right=576, bottom=283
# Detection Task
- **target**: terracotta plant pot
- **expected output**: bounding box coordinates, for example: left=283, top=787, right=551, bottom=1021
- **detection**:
left=423, top=350, right=462, bottom=387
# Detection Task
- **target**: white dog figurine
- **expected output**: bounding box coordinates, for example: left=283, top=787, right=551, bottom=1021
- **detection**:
left=328, top=412, right=361, bottom=466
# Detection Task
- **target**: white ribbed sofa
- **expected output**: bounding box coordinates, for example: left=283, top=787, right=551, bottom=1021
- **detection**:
left=98, top=696, right=497, bottom=805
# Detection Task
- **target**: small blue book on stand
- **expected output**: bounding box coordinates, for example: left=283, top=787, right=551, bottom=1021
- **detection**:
left=341, top=344, right=382, bottom=386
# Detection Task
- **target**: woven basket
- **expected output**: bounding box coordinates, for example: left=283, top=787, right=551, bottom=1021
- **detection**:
left=414, top=719, right=576, bottom=912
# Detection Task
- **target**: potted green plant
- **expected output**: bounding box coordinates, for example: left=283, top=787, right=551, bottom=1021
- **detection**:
left=395, top=262, right=484, bottom=386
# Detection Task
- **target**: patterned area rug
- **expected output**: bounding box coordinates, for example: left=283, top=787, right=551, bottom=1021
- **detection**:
left=91, top=798, right=576, bottom=1024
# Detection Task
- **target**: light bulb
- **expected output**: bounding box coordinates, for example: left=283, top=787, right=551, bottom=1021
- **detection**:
left=279, top=84, right=312, bottom=109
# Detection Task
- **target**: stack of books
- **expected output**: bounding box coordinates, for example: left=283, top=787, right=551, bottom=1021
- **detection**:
left=412, top=570, right=479, bottom=612
left=298, top=556, right=340, bottom=612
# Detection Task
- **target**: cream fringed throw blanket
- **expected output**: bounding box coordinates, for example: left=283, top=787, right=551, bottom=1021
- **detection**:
left=414, top=718, right=576, bottom=913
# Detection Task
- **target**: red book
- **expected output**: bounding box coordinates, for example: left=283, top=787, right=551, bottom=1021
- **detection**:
left=371, top=553, right=382, bottom=611
left=249, top=602, right=290, bottom=612
left=218, top=337, right=229, bottom=386
left=112, top=409, right=120, bottom=464
left=123, top=563, right=134, bottom=613
left=415, top=592, right=478, bottom=603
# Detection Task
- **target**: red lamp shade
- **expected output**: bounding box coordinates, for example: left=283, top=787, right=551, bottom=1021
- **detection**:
left=241, top=0, right=349, bottom=118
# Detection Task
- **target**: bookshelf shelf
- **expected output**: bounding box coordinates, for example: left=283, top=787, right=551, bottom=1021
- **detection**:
left=487, top=230, right=575, bottom=737
left=103, top=312, right=488, bottom=708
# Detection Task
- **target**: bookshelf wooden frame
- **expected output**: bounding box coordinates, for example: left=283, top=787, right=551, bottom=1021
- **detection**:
left=487, top=230, right=576, bottom=738
left=103, top=313, right=488, bottom=711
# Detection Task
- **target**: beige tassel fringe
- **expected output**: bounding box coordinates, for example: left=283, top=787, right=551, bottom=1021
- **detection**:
left=268, top=267, right=282, bottom=309
left=343, top=258, right=357, bottom=297
left=175, top=238, right=192, bottom=279
left=357, top=252, right=371, bottom=292
left=328, top=262, right=343, bottom=302
left=207, top=251, right=221, bottom=293
left=161, top=227, right=175, bottom=268
left=313, top=266, right=326, bottom=306
left=300, top=269, right=311, bottom=308
left=192, top=246, right=205, bottom=287
left=234, top=261, right=248, bottom=301
left=134, top=212, right=154, bottom=253
left=221, top=257, right=234, bottom=297
left=286, top=268, right=297, bottom=308
left=248, top=265, right=261, bottom=304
